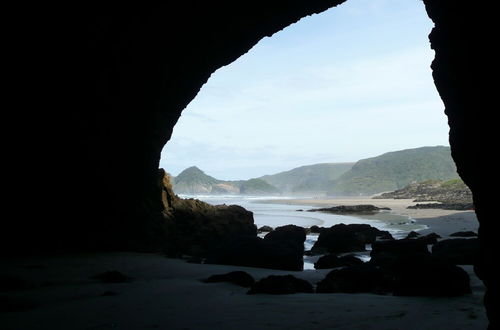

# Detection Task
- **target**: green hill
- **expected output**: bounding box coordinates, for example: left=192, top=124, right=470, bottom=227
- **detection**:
left=327, top=146, right=459, bottom=196
left=172, top=166, right=280, bottom=195
left=259, top=163, right=354, bottom=194
left=173, top=166, right=222, bottom=194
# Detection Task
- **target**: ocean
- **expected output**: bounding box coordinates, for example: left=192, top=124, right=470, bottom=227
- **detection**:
left=180, top=195, right=427, bottom=269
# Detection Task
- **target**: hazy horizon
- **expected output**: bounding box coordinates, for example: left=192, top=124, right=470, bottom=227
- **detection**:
left=168, top=144, right=450, bottom=180
left=161, top=0, right=449, bottom=181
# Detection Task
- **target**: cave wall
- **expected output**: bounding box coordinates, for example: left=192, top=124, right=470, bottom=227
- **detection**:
left=423, top=1, right=495, bottom=326
left=4, top=0, right=494, bottom=326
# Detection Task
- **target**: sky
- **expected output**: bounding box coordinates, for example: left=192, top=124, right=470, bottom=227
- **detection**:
left=160, top=0, right=449, bottom=180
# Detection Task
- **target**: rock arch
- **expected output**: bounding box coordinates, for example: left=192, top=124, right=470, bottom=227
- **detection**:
left=4, top=0, right=494, bottom=327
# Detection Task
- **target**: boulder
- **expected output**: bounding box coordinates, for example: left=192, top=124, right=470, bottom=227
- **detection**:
left=370, top=239, right=430, bottom=270
left=314, top=254, right=364, bottom=269
left=431, top=238, right=479, bottom=265
left=257, top=225, right=273, bottom=233
left=311, top=224, right=393, bottom=254
left=264, top=225, right=306, bottom=254
left=308, top=205, right=391, bottom=214
left=247, top=275, right=313, bottom=294
left=392, top=255, right=471, bottom=296
left=201, top=271, right=255, bottom=287
left=205, top=235, right=304, bottom=271
left=309, top=225, right=325, bottom=234
left=450, top=231, right=478, bottom=238
left=316, top=264, right=392, bottom=294
left=405, top=231, right=420, bottom=239
left=163, top=191, right=257, bottom=257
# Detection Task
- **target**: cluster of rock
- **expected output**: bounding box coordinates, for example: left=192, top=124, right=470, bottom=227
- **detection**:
left=374, top=180, right=474, bottom=210
left=202, top=223, right=478, bottom=297
left=307, top=204, right=391, bottom=215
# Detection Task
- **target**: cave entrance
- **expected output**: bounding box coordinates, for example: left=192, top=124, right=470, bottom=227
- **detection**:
left=161, top=0, right=449, bottom=190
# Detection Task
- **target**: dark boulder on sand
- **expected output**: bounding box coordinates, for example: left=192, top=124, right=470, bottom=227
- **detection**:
left=370, top=239, right=430, bottom=270
left=202, top=271, right=255, bottom=287
left=206, top=226, right=306, bottom=271
left=311, top=224, right=393, bottom=254
left=264, top=225, right=306, bottom=254
left=314, top=254, right=364, bottom=269
left=257, top=225, right=273, bottom=233
left=308, top=204, right=391, bottom=214
left=247, top=275, right=313, bottom=295
left=450, top=231, right=478, bottom=238
left=431, top=238, right=479, bottom=265
left=404, top=232, right=441, bottom=245
left=309, top=225, right=325, bottom=234
left=392, top=255, right=471, bottom=296
left=316, top=264, right=392, bottom=294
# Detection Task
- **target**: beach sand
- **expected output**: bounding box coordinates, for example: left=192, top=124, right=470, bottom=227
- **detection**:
left=1, top=199, right=485, bottom=330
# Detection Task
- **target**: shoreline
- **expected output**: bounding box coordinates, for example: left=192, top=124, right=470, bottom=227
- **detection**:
left=260, top=197, right=478, bottom=237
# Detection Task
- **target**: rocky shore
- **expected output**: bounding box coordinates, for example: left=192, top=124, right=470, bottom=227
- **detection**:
left=374, top=179, right=473, bottom=211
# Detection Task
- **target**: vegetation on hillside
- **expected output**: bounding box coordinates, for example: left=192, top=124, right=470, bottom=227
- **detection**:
left=259, top=163, right=354, bottom=194
left=327, top=146, right=459, bottom=196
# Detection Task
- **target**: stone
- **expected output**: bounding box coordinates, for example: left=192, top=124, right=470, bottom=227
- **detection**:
left=257, top=225, right=273, bottom=233
left=431, top=238, right=479, bottom=265
left=205, top=235, right=304, bottom=271
left=316, top=264, right=392, bottom=294
left=392, top=255, right=471, bottom=297
left=307, top=205, right=391, bottom=214
left=247, top=275, right=313, bottom=294
left=264, top=224, right=306, bottom=253
left=311, top=224, right=393, bottom=254
left=314, top=254, right=363, bottom=269
left=450, top=231, right=478, bottom=238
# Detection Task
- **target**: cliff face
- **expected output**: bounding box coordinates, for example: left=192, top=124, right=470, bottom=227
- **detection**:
left=3, top=1, right=495, bottom=326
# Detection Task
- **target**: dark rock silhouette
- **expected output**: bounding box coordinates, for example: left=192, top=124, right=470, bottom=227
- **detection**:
left=392, top=255, right=471, bottom=297
left=247, top=275, right=313, bottom=295
left=257, top=226, right=273, bottom=233
left=314, top=254, right=363, bottom=269
left=311, top=224, right=393, bottom=254
left=431, top=238, right=479, bottom=265
left=370, top=239, right=431, bottom=270
left=161, top=172, right=257, bottom=257
left=316, top=264, right=392, bottom=294
left=264, top=225, right=306, bottom=254
left=308, top=205, right=390, bottom=214
left=205, top=235, right=304, bottom=271
left=450, top=231, right=478, bottom=237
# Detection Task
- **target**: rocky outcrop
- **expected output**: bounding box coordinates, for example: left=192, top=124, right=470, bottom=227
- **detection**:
left=316, top=264, right=392, bottom=294
left=314, top=254, right=363, bottom=270
left=431, top=238, right=479, bottom=265
left=311, top=224, right=393, bottom=254
left=247, top=275, right=313, bottom=295
left=206, top=225, right=305, bottom=271
left=375, top=179, right=473, bottom=204
left=161, top=171, right=257, bottom=257
left=392, top=255, right=471, bottom=297
left=307, top=205, right=390, bottom=214
left=407, top=202, right=474, bottom=211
